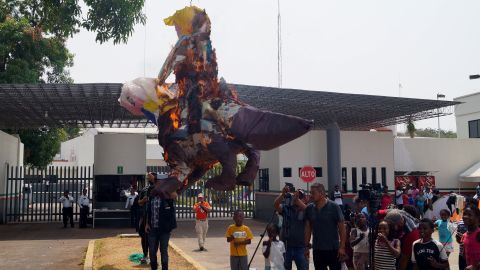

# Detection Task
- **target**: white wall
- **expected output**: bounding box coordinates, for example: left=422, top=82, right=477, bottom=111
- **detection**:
left=259, top=130, right=395, bottom=192
left=341, top=131, right=395, bottom=191
left=455, top=92, right=480, bottom=139
left=94, top=134, right=146, bottom=175
left=0, top=131, right=23, bottom=223
left=395, top=137, right=480, bottom=190
left=258, top=147, right=280, bottom=191
left=59, top=133, right=94, bottom=165
left=278, top=130, right=328, bottom=191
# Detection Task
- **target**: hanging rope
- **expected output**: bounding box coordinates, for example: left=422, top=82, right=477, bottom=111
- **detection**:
left=277, top=0, right=283, bottom=88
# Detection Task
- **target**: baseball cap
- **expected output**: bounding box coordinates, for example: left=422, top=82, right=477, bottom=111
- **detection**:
left=198, top=193, right=204, bottom=198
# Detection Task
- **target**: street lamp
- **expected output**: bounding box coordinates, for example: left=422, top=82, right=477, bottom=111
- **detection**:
left=470, top=74, right=480, bottom=80
left=437, top=93, right=445, bottom=138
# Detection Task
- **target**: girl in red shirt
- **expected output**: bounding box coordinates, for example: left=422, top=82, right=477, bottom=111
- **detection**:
left=460, top=206, right=480, bottom=270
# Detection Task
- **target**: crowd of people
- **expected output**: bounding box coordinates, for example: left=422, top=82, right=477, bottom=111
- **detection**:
left=58, top=173, right=480, bottom=270
left=259, top=183, right=480, bottom=270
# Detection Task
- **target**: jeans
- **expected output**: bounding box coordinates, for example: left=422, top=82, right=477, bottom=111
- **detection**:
left=284, top=246, right=308, bottom=270
left=313, top=249, right=341, bottom=270
left=148, top=230, right=170, bottom=270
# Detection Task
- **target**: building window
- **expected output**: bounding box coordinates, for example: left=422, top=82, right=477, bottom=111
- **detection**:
left=352, top=168, right=358, bottom=192
left=258, top=169, right=269, bottom=192
left=283, top=168, right=292, bottom=177
left=361, top=167, right=367, bottom=185
left=342, top=167, right=347, bottom=192
left=381, top=167, right=387, bottom=188
left=469, top=120, right=480, bottom=138
left=371, top=168, right=377, bottom=185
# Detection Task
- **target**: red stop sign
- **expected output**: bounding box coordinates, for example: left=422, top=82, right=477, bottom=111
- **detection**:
left=300, top=166, right=316, bottom=183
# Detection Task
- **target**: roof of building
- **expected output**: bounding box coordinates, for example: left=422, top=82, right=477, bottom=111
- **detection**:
left=0, top=83, right=459, bottom=130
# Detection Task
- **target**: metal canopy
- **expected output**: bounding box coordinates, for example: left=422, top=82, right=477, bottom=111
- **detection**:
left=0, top=83, right=458, bottom=130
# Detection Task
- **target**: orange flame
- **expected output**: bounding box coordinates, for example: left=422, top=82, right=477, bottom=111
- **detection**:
left=170, top=112, right=180, bottom=129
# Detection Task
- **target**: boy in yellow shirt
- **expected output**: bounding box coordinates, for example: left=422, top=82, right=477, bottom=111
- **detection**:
left=225, top=210, right=254, bottom=270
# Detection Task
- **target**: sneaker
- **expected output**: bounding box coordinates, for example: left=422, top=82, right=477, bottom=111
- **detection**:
left=140, top=257, right=148, bottom=264
left=199, top=247, right=205, bottom=251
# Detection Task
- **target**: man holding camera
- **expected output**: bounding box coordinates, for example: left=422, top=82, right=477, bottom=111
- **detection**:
left=274, top=183, right=308, bottom=270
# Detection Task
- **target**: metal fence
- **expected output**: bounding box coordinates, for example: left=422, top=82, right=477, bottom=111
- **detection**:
left=147, top=166, right=255, bottom=219
left=4, top=165, right=255, bottom=223
left=4, top=165, right=93, bottom=223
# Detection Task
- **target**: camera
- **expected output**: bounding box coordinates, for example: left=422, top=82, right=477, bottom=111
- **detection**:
left=358, top=183, right=382, bottom=214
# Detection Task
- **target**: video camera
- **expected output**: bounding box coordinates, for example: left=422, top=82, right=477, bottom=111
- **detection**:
left=284, top=182, right=305, bottom=206
left=358, top=183, right=382, bottom=214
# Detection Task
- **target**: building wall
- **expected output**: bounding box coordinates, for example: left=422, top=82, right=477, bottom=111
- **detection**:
left=395, top=137, right=480, bottom=190
left=278, top=130, right=328, bottom=191
left=0, top=131, right=24, bottom=223
left=455, top=92, right=480, bottom=139
left=341, top=131, right=395, bottom=191
left=59, top=133, right=94, bottom=165
left=258, top=130, right=395, bottom=192
left=258, top=147, right=280, bottom=191
left=94, top=134, right=146, bottom=175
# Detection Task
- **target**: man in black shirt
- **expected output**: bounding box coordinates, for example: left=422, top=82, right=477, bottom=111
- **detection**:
left=137, top=172, right=159, bottom=264
left=304, top=183, right=346, bottom=270
left=146, top=180, right=177, bottom=270
left=274, top=185, right=308, bottom=270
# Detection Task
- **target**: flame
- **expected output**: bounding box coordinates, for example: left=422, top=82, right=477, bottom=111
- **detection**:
left=170, top=112, right=180, bottom=129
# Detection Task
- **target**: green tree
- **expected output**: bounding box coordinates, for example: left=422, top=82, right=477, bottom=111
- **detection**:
left=398, top=128, right=457, bottom=138
left=1, top=0, right=145, bottom=167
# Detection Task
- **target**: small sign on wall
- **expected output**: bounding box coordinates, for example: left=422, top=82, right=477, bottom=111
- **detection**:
left=117, top=166, right=124, bottom=174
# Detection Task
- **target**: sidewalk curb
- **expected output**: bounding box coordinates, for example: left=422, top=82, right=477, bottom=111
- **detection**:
left=83, top=240, right=95, bottom=270
left=169, top=241, right=207, bottom=270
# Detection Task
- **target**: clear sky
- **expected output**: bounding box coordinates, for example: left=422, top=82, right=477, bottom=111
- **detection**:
left=67, top=0, right=480, bottom=132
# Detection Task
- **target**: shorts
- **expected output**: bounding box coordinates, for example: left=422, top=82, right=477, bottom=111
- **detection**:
left=442, top=242, right=454, bottom=253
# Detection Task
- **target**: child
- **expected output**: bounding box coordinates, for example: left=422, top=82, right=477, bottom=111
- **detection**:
left=460, top=206, right=480, bottom=270
left=415, top=190, right=426, bottom=217
left=225, top=210, right=254, bottom=270
left=350, top=213, right=369, bottom=270
left=456, top=218, right=467, bottom=270
left=262, top=224, right=285, bottom=270
left=434, top=209, right=454, bottom=256
left=374, top=220, right=401, bottom=270
left=411, top=218, right=449, bottom=270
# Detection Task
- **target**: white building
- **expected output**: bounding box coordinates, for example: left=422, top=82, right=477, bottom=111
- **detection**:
left=455, top=92, right=480, bottom=139
left=53, top=128, right=166, bottom=167
left=258, top=130, right=394, bottom=193
left=0, top=131, right=24, bottom=223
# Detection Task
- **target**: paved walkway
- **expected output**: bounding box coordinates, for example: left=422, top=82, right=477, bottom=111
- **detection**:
left=0, top=221, right=461, bottom=270
left=0, top=223, right=135, bottom=270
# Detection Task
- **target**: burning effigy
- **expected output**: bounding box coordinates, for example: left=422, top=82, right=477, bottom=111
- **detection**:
left=119, top=6, right=313, bottom=198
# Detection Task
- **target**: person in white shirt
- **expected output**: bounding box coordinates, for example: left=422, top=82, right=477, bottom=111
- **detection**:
left=263, top=224, right=286, bottom=270
left=59, top=190, right=75, bottom=228
left=78, top=188, right=90, bottom=228
left=332, top=185, right=343, bottom=208
left=395, top=187, right=404, bottom=209
left=125, top=187, right=138, bottom=228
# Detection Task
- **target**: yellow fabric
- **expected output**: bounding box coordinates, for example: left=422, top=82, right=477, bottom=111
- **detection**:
left=224, top=224, right=253, bottom=256
left=164, top=6, right=205, bottom=35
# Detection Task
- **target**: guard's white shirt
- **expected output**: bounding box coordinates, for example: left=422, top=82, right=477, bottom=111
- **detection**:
left=59, top=195, right=74, bottom=208
left=125, top=193, right=138, bottom=209
left=78, top=195, right=90, bottom=207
